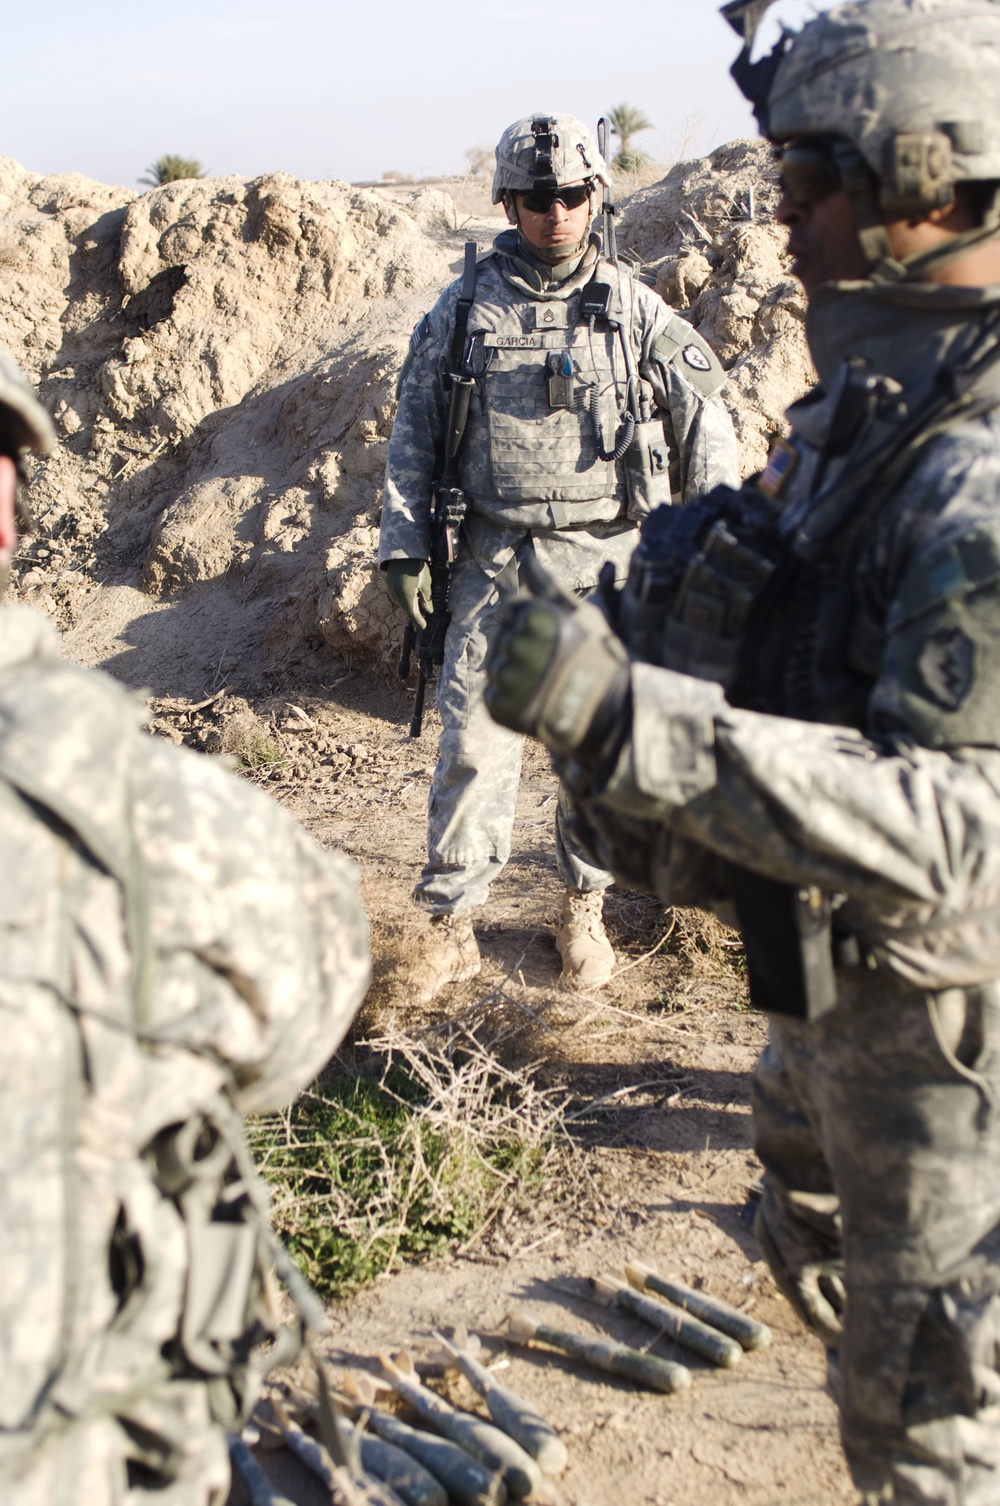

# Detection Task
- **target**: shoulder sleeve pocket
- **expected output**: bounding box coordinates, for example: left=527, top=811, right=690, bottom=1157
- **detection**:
left=875, top=530, right=1000, bottom=748
left=651, top=315, right=727, bottom=399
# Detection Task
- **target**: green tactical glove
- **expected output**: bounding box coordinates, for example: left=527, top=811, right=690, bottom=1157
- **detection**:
left=384, top=558, right=433, bottom=629
left=485, top=558, right=631, bottom=764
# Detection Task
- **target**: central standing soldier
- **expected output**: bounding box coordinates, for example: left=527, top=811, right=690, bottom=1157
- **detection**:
left=380, top=112, right=738, bottom=1002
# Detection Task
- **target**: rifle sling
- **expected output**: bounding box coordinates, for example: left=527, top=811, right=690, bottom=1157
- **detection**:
left=448, top=240, right=479, bottom=372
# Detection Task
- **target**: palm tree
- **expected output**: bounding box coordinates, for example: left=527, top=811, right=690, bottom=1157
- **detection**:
left=606, top=103, right=653, bottom=172
left=139, top=155, right=205, bottom=188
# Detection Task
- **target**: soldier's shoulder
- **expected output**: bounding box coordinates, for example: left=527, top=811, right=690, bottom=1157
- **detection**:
left=403, top=248, right=498, bottom=368
left=0, top=615, right=145, bottom=789
left=428, top=246, right=499, bottom=314
left=138, top=733, right=357, bottom=890
left=134, top=734, right=309, bottom=859
left=888, top=408, right=1000, bottom=541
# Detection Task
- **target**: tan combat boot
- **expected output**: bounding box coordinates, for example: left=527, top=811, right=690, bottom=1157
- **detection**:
left=410, top=912, right=482, bottom=1004
left=555, top=887, right=615, bottom=990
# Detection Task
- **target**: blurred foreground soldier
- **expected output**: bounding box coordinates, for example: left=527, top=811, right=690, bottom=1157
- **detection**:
left=485, top=2, right=1000, bottom=1499
left=0, top=355, right=370, bottom=1502
left=381, top=112, right=738, bottom=1001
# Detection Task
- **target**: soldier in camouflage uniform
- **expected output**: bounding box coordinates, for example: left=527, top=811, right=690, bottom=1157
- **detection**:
left=0, top=355, right=370, bottom=1503
left=484, top=3, right=1000, bottom=1499
left=380, top=112, right=738, bottom=1001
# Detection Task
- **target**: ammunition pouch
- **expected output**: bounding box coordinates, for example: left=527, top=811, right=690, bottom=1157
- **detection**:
left=623, top=413, right=674, bottom=520
left=617, top=486, right=783, bottom=691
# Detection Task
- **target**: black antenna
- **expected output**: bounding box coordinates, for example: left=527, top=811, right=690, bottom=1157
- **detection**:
left=596, top=117, right=617, bottom=263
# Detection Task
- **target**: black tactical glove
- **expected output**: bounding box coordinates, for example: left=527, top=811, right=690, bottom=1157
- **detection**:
left=485, top=556, right=631, bottom=766
left=383, top=558, right=433, bottom=629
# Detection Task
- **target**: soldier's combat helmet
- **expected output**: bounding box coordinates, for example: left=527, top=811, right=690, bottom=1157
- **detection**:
left=0, top=351, right=55, bottom=459
left=723, top=0, right=1000, bottom=281
left=491, top=114, right=611, bottom=205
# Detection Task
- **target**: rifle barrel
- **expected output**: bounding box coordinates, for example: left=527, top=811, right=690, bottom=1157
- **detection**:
left=409, top=671, right=427, bottom=739
left=398, top=620, right=416, bottom=680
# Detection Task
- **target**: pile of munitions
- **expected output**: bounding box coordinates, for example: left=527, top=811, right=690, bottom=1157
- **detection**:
left=229, top=1260, right=771, bottom=1505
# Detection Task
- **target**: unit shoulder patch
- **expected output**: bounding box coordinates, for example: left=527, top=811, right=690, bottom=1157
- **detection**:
left=682, top=344, right=712, bottom=373
left=652, top=320, right=726, bottom=398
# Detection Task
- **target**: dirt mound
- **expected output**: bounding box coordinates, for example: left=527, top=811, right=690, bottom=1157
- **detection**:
left=2, top=140, right=810, bottom=693
left=618, top=138, right=813, bottom=471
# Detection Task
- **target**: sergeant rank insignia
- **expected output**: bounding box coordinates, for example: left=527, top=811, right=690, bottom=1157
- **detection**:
left=758, top=438, right=798, bottom=498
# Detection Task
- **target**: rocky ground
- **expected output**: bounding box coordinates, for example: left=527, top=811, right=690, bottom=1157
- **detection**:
left=218, top=682, right=854, bottom=1506
left=0, top=146, right=853, bottom=1502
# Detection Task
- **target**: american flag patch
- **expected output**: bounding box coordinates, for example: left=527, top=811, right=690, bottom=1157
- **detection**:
left=758, top=438, right=798, bottom=498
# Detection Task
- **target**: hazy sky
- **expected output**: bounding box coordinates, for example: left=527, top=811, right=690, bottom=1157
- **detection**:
left=5, top=1, right=832, bottom=190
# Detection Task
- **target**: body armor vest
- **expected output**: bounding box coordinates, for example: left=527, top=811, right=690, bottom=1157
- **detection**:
left=458, top=256, right=674, bottom=530
left=731, top=510, right=881, bottom=728
left=612, top=334, right=1000, bottom=1020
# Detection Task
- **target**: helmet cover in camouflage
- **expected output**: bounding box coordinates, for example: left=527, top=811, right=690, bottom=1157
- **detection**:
left=492, top=113, right=610, bottom=204
left=0, top=351, right=55, bottom=457
left=767, top=0, right=1000, bottom=206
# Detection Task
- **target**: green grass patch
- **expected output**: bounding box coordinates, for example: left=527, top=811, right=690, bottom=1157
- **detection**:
left=221, top=710, right=284, bottom=774
left=248, top=1035, right=563, bottom=1301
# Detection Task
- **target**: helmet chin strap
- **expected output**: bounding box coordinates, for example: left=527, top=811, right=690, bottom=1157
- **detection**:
left=834, top=141, right=1000, bottom=284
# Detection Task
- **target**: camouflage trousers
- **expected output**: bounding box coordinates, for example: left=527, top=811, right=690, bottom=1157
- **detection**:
left=415, top=546, right=611, bottom=914
left=753, top=973, right=1000, bottom=1504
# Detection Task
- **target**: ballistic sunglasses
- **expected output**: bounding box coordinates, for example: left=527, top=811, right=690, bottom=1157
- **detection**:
left=518, top=182, right=594, bottom=213
left=776, top=140, right=844, bottom=209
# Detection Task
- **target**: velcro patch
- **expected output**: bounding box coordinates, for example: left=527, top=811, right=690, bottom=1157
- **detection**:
left=758, top=438, right=798, bottom=499
left=534, top=303, right=568, bottom=329
left=483, top=332, right=566, bottom=349
left=409, top=312, right=431, bottom=354
left=653, top=320, right=725, bottom=398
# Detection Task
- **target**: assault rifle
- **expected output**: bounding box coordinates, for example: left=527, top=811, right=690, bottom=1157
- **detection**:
left=398, top=241, right=478, bottom=738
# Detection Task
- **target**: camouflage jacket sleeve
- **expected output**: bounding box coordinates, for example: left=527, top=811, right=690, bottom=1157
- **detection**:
left=591, top=422, right=1000, bottom=983
left=133, top=738, right=371, bottom=1114
left=378, top=282, right=459, bottom=565
left=634, top=285, right=741, bottom=500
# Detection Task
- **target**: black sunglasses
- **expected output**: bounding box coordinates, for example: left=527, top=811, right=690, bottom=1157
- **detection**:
left=519, top=182, right=593, bottom=214
left=776, top=141, right=843, bottom=209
